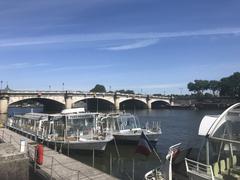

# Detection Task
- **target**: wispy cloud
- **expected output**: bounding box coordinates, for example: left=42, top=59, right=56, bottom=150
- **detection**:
left=0, top=27, right=240, bottom=49
left=0, top=63, right=49, bottom=70
left=47, top=64, right=113, bottom=72
left=103, top=39, right=159, bottom=50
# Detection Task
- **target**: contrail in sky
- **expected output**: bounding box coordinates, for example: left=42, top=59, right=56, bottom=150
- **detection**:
left=0, top=28, right=239, bottom=48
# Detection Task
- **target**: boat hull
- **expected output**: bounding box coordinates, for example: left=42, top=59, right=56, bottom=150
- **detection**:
left=113, top=132, right=160, bottom=143
left=7, top=124, right=113, bottom=151
left=44, top=139, right=112, bottom=151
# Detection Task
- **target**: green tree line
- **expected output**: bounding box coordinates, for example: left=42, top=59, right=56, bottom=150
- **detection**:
left=187, top=72, right=240, bottom=97
left=90, top=84, right=135, bottom=94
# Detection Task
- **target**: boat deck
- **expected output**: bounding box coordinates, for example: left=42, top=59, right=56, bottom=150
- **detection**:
left=0, top=127, right=117, bottom=180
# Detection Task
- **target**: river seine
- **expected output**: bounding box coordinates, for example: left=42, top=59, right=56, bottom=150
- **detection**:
left=2, top=108, right=222, bottom=179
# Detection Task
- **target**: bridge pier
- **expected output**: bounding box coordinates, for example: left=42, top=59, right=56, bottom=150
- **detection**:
left=0, top=96, right=9, bottom=114
left=147, top=101, right=152, bottom=109
left=114, top=97, right=120, bottom=110
left=65, top=94, right=73, bottom=109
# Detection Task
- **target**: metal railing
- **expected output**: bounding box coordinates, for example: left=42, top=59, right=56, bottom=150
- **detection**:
left=185, top=158, right=214, bottom=180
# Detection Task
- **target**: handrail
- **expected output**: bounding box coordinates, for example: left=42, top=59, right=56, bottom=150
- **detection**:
left=185, top=158, right=214, bottom=180
left=0, top=129, right=92, bottom=180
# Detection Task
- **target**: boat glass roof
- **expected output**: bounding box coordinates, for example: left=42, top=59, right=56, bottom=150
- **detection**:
left=209, top=103, right=240, bottom=143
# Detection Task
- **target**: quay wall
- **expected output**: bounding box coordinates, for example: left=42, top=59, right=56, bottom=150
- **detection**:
left=173, top=97, right=240, bottom=109
left=0, top=143, right=29, bottom=180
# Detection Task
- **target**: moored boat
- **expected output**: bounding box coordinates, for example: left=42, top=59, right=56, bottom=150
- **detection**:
left=185, top=103, right=240, bottom=180
left=7, top=108, right=114, bottom=151
left=99, top=112, right=161, bottom=143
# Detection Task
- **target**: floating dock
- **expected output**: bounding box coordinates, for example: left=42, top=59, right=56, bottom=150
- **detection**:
left=0, top=127, right=118, bottom=180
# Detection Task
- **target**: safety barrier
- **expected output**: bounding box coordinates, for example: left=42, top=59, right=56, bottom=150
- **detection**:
left=0, top=128, right=109, bottom=180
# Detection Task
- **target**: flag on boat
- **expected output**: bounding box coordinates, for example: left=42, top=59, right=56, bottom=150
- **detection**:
left=135, top=132, right=153, bottom=156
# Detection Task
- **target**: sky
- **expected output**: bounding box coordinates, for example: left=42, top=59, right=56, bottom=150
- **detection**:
left=0, top=0, right=240, bottom=95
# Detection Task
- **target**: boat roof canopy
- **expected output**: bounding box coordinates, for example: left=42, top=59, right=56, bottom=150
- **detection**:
left=61, top=108, right=85, bottom=114
left=14, top=113, right=49, bottom=121
left=198, top=103, right=240, bottom=143
left=198, top=115, right=219, bottom=136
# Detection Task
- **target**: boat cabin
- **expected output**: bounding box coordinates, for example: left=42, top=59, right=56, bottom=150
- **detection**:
left=45, top=112, right=101, bottom=141
left=185, top=103, right=240, bottom=180
left=100, top=113, right=141, bottom=132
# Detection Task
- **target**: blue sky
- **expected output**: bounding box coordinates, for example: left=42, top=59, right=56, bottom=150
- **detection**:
left=0, top=0, right=240, bottom=94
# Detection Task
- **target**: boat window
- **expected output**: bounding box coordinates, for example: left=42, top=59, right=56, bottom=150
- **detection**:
left=118, top=115, right=137, bottom=130
left=53, top=116, right=65, bottom=138
left=66, top=114, right=95, bottom=137
left=212, top=108, right=240, bottom=143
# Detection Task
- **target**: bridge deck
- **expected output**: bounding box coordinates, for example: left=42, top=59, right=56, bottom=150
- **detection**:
left=0, top=127, right=117, bottom=180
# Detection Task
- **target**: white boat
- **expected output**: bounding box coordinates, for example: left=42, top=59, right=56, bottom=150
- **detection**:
left=185, top=103, right=240, bottom=180
left=7, top=108, right=114, bottom=151
left=99, top=112, right=161, bottom=143
left=144, top=143, right=183, bottom=180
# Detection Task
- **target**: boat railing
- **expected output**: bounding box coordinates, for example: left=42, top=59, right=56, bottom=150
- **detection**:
left=185, top=158, right=215, bottom=180
left=145, top=121, right=161, bottom=133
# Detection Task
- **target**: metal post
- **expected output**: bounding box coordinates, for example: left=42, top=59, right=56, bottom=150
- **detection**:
left=97, top=98, right=99, bottom=112
left=50, top=156, right=54, bottom=180
left=110, top=152, right=112, bottom=175
left=77, top=171, right=80, bottom=180
left=92, top=148, right=95, bottom=168
left=54, top=141, right=57, bottom=151
left=59, top=143, right=62, bottom=154
left=132, top=158, right=135, bottom=180
left=34, top=147, right=37, bottom=173
left=67, top=141, right=70, bottom=156
left=113, top=137, right=120, bottom=158
left=206, top=138, right=210, bottom=165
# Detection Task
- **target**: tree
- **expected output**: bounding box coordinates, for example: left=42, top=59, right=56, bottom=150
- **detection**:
left=220, top=72, right=240, bottom=97
left=187, top=82, right=197, bottom=93
left=208, top=80, right=220, bottom=96
left=194, top=80, right=209, bottom=93
left=90, top=84, right=106, bottom=93
left=116, top=89, right=135, bottom=94
left=188, top=80, right=209, bottom=94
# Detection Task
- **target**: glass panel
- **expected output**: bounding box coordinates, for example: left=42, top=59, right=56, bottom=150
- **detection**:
left=212, top=105, right=240, bottom=143
left=118, top=115, right=137, bottom=130
left=66, top=114, right=95, bottom=137
left=52, top=116, right=65, bottom=138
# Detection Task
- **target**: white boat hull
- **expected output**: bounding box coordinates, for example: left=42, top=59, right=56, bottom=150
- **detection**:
left=113, top=131, right=160, bottom=143
left=45, top=139, right=112, bottom=151
left=7, top=124, right=113, bottom=151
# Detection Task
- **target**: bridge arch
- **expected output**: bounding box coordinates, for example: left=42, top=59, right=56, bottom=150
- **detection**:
left=72, top=97, right=115, bottom=112
left=8, top=98, right=65, bottom=113
left=150, top=100, right=171, bottom=109
left=119, top=99, right=148, bottom=110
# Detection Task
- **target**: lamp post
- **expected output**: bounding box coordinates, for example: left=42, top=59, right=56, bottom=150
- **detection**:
left=0, top=80, right=3, bottom=90
left=62, top=82, right=65, bottom=91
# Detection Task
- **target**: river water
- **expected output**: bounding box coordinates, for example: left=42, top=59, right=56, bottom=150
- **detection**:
left=2, top=108, right=223, bottom=179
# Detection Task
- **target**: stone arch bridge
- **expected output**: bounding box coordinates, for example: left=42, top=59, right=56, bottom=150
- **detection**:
left=0, top=90, right=173, bottom=114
